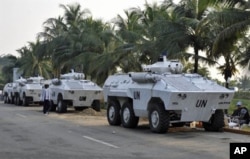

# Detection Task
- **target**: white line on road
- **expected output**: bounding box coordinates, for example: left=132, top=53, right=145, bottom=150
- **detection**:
left=83, top=135, right=119, bottom=149
left=16, top=113, right=27, bottom=118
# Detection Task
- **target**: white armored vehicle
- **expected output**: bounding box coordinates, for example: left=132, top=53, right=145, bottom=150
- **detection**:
left=49, top=70, right=103, bottom=113
left=103, top=56, right=235, bottom=133
left=14, top=76, right=44, bottom=106
left=3, top=83, right=14, bottom=104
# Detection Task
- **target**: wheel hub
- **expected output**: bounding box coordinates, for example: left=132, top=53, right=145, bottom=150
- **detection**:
left=123, top=107, right=130, bottom=123
left=109, top=106, right=115, bottom=120
left=151, top=111, right=159, bottom=128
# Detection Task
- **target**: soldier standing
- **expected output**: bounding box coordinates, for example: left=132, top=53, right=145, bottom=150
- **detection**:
left=42, top=84, right=51, bottom=115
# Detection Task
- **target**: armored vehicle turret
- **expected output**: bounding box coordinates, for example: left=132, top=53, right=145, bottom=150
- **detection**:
left=49, top=70, right=103, bottom=113
left=103, top=56, right=234, bottom=133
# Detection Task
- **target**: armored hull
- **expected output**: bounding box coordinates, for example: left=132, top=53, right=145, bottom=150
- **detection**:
left=3, top=83, right=14, bottom=104
left=103, top=57, right=234, bottom=133
left=49, top=71, right=103, bottom=113
left=13, top=76, right=44, bottom=106
left=104, top=73, right=234, bottom=121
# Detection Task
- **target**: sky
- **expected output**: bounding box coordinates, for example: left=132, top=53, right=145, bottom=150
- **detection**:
left=0, top=0, right=161, bottom=57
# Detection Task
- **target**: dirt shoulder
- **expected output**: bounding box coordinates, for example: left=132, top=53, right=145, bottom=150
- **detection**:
left=48, top=108, right=108, bottom=126
left=25, top=104, right=250, bottom=134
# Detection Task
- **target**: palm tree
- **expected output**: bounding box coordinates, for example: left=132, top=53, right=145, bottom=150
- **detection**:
left=102, top=3, right=170, bottom=74
left=154, top=0, right=228, bottom=73
left=17, top=41, right=52, bottom=79
left=182, top=61, right=210, bottom=78
left=38, top=3, right=115, bottom=82
left=38, top=16, right=69, bottom=78
left=239, top=35, right=250, bottom=68
left=38, top=2, right=90, bottom=77
left=203, top=1, right=250, bottom=87
left=112, top=9, right=146, bottom=72
left=141, top=1, right=182, bottom=61
left=67, top=17, right=115, bottom=81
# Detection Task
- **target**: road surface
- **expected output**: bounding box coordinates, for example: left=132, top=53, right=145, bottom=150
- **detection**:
left=0, top=102, right=249, bottom=159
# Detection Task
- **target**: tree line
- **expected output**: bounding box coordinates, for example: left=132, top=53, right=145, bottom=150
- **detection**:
left=0, top=0, right=250, bottom=88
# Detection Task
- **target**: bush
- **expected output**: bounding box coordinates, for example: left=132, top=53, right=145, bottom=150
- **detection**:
left=233, top=91, right=250, bottom=100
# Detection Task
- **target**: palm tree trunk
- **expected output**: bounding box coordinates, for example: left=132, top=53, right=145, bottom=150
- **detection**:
left=225, top=82, right=229, bottom=88
left=194, top=47, right=199, bottom=73
left=224, top=65, right=232, bottom=115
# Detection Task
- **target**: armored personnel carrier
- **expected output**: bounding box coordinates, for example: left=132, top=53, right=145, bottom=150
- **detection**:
left=13, top=76, right=44, bottom=106
left=103, top=56, right=235, bottom=133
left=3, top=82, right=15, bottom=104
left=49, top=70, right=103, bottom=113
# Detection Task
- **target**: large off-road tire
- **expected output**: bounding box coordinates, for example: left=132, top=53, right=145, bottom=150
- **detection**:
left=7, top=96, right=11, bottom=104
left=148, top=103, right=170, bottom=133
left=57, top=96, right=67, bottom=113
left=22, top=93, right=29, bottom=106
left=10, top=95, right=15, bottom=104
left=14, top=95, right=18, bottom=105
left=92, top=100, right=101, bottom=112
left=107, top=100, right=121, bottom=126
left=49, top=101, right=56, bottom=112
left=15, top=94, right=22, bottom=106
left=203, top=110, right=224, bottom=132
left=121, top=102, right=139, bottom=128
left=4, top=94, right=8, bottom=104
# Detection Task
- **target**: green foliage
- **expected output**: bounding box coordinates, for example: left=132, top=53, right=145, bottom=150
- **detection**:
left=236, top=75, right=250, bottom=90
left=1, top=0, right=250, bottom=86
left=233, top=91, right=250, bottom=100
left=0, top=55, right=20, bottom=83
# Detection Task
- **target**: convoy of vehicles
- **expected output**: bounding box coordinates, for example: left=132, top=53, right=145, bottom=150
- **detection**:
left=3, top=76, right=44, bottom=106
left=2, top=57, right=236, bottom=134
left=3, top=71, right=103, bottom=113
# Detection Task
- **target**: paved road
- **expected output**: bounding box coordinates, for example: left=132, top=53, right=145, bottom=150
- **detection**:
left=1, top=102, right=250, bottom=159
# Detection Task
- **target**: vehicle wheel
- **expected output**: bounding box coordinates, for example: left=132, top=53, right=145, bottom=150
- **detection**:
left=4, top=95, right=8, bottom=103
left=13, top=96, right=16, bottom=105
left=121, top=102, right=139, bottom=128
left=107, top=100, right=121, bottom=126
left=15, top=95, right=22, bottom=106
left=203, top=110, right=224, bottom=132
left=57, top=96, right=67, bottom=113
left=148, top=103, right=169, bottom=133
left=22, top=94, right=28, bottom=106
left=7, top=96, right=11, bottom=104
left=18, top=95, right=22, bottom=106
left=92, top=100, right=101, bottom=112
left=49, top=101, right=56, bottom=112
left=10, top=95, right=15, bottom=104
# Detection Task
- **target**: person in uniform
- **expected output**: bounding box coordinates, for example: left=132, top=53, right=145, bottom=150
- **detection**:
left=42, top=84, right=51, bottom=115
left=231, top=101, right=249, bottom=125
